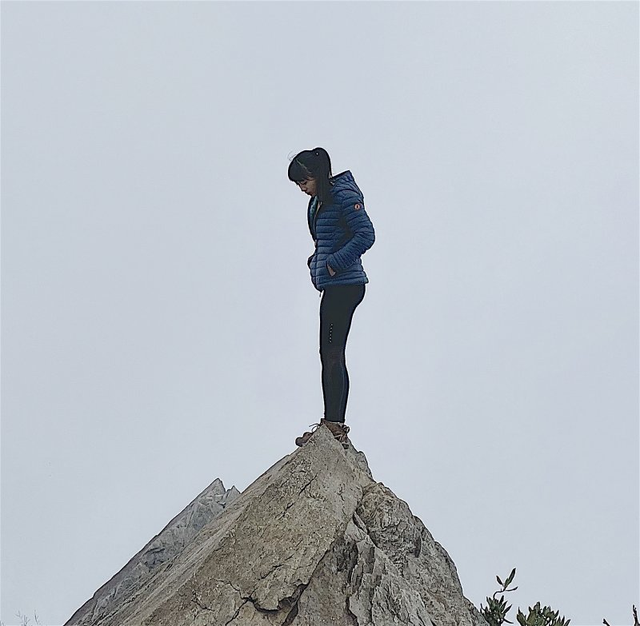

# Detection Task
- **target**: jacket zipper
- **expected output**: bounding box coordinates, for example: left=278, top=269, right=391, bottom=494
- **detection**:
left=312, top=198, right=324, bottom=297
left=313, top=199, right=323, bottom=235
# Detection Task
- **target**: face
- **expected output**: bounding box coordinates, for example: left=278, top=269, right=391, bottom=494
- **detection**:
left=296, top=177, right=317, bottom=196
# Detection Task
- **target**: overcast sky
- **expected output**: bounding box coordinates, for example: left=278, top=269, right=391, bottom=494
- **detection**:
left=1, top=2, right=638, bottom=625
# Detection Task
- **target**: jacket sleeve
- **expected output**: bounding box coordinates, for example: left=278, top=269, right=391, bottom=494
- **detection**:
left=326, top=193, right=375, bottom=271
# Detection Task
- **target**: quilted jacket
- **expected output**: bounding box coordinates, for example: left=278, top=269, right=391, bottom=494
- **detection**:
left=306, top=170, right=375, bottom=291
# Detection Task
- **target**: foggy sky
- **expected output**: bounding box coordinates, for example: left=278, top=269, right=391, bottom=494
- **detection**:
left=2, top=2, right=638, bottom=625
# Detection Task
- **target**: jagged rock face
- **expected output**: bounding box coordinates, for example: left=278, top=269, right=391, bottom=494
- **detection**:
left=65, top=478, right=241, bottom=626
left=65, top=428, right=486, bottom=626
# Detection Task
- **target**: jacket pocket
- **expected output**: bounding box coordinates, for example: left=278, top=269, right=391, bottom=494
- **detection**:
left=326, top=260, right=339, bottom=278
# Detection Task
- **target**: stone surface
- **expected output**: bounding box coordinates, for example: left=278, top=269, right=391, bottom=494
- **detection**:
left=65, top=427, right=487, bottom=626
left=65, top=478, right=240, bottom=626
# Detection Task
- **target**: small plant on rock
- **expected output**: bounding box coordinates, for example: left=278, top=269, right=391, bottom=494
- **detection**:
left=481, top=569, right=570, bottom=626
left=0, top=611, right=40, bottom=626
left=481, top=567, right=518, bottom=626
left=603, top=605, right=639, bottom=626
left=517, top=602, right=570, bottom=626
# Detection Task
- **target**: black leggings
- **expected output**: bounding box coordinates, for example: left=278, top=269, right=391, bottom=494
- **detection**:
left=319, top=284, right=366, bottom=423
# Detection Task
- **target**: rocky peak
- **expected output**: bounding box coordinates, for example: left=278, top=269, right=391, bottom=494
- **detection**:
left=65, top=427, right=486, bottom=626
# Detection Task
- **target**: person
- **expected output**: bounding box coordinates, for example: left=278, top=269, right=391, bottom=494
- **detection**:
left=288, top=147, right=375, bottom=448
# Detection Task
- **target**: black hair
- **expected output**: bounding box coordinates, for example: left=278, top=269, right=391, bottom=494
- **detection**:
left=287, top=147, right=333, bottom=203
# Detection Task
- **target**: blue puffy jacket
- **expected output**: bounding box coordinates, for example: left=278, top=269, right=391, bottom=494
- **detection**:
left=306, top=170, right=375, bottom=291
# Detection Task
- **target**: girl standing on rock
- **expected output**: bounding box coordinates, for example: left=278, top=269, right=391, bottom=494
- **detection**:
left=288, top=148, right=375, bottom=448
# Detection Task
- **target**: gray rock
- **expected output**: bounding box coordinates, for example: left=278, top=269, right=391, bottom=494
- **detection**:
left=65, top=428, right=487, bottom=626
left=65, top=478, right=240, bottom=626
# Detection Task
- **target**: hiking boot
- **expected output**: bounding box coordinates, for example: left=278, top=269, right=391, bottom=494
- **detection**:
left=294, top=419, right=351, bottom=448
left=320, top=418, right=351, bottom=448
left=295, top=422, right=321, bottom=447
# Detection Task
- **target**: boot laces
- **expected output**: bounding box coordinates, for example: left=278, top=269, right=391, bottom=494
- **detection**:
left=320, top=419, right=350, bottom=438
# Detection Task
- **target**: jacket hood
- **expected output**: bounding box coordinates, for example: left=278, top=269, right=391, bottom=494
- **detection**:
left=330, top=170, right=363, bottom=197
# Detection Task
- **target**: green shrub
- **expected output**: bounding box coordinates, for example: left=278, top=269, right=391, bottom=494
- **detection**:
left=481, top=568, right=570, bottom=626
left=482, top=569, right=638, bottom=626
